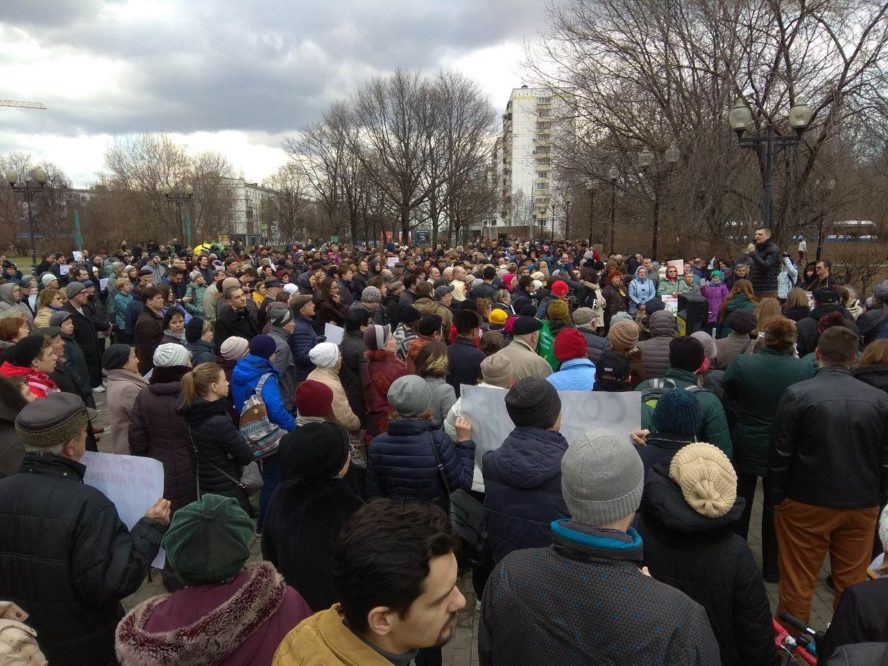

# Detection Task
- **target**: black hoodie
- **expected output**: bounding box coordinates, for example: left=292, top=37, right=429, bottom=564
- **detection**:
left=636, top=464, right=779, bottom=666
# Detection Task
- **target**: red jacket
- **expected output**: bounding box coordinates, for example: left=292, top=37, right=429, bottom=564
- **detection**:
left=362, top=350, right=407, bottom=437
left=0, top=362, right=58, bottom=399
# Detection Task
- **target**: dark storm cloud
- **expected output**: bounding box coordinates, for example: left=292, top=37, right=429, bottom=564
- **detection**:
left=0, top=0, right=555, bottom=138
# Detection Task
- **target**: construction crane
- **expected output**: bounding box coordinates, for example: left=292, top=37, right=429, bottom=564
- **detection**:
left=0, top=100, right=46, bottom=110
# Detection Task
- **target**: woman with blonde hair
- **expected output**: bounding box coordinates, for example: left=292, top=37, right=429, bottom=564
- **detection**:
left=32, top=288, right=64, bottom=329
left=414, top=340, right=455, bottom=427
left=178, top=361, right=255, bottom=514
left=717, top=279, right=758, bottom=338
left=853, top=339, right=888, bottom=394
left=782, top=287, right=811, bottom=322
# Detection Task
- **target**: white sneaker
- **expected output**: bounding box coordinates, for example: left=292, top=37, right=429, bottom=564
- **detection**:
left=92, top=385, right=106, bottom=393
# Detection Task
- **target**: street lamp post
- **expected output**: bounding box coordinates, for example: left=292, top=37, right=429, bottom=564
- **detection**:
left=585, top=179, right=599, bottom=247
left=815, top=178, right=836, bottom=261
left=551, top=202, right=556, bottom=242
left=5, top=168, right=47, bottom=268
left=728, top=96, right=813, bottom=228
left=608, top=166, right=619, bottom=255
left=564, top=199, right=571, bottom=241
left=638, top=144, right=679, bottom=260
left=163, top=184, right=194, bottom=249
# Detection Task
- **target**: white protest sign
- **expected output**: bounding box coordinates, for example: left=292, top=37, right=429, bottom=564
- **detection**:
left=99, top=278, right=109, bottom=291
left=460, top=385, right=641, bottom=460
left=81, top=451, right=166, bottom=568
left=662, top=295, right=679, bottom=314
left=59, top=264, right=71, bottom=276
left=386, top=256, right=399, bottom=268
left=323, top=322, right=344, bottom=345
left=72, top=251, right=83, bottom=262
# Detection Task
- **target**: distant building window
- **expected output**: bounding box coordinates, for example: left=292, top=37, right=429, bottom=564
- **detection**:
left=536, top=182, right=547, bottom=190
left=538, top=97, right=551, bottom=104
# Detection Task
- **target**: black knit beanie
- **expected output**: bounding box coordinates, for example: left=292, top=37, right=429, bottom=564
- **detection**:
left=505, top=377, right=561, bottom=429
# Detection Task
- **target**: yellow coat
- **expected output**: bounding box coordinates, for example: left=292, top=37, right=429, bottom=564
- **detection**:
left=273, top=606, right=392, bottom=666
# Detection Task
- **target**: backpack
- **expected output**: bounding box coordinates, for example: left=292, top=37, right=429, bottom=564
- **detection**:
left=641, top=377, right=706, bottom=411
left=238, top=373, right=284, bottom=459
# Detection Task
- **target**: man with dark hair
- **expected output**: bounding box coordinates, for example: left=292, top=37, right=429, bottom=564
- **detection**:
left=213, top=285, right=259, bottom=349
left=471, top=266, right=498, bottom=300
left=635, top=336, right=732, bottom=456
left=398, top=273, right=419, bottom=317
left=795, top=285, right=859, bottom=356
left=769, top=326, right=888, bottom=624
left=808, top=258, right=834, bottom=291
left=274, top=499, right=465, bottom=665
left=744, top=226, right=780, bottom=295
left=447, top=309, right=485, bottom=397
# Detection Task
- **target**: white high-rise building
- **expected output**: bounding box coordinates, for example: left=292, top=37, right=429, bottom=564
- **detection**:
left=497, top=86, right=568, bottom=235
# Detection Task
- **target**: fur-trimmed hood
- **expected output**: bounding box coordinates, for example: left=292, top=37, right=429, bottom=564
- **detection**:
left=115, top=562, right=287, bottom=665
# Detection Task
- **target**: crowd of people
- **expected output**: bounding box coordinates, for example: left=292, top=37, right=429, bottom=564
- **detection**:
left=0, top=227, right=886, bottom=665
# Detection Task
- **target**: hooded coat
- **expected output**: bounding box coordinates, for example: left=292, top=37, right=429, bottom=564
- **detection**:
left=115, top=562, right=310, bottom=666
left=636, top=311, right=678, bottom=379
left=178, top=398, right=254, bottom=513
left=128, top=366, right=197, bottom=513
left=0, top=284, right=32, bottom=324
left=636, top=465, right=778, bottom=666
left=262, top=477, right=364, bottom=612
left=231, top=354, right=296, bottom=432
left=482, top=427, right=570, bottom=562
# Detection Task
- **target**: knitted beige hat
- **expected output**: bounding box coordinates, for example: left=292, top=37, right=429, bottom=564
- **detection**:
left=668, top=443, right=737, bottom=518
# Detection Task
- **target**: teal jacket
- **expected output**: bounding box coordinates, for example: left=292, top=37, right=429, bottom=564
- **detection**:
left=722, top=348, right=815, bottom=475
left=636, top=368, right=732, bottom=458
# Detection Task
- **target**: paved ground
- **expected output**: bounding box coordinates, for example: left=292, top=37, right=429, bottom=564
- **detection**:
left=99, top=387, right=834, bottom=665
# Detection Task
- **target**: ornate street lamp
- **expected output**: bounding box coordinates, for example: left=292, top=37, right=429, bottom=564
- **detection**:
left=5, top=168, right=48, bottom=268
left=638, top=144, right=680, bottom=259
left=163, top=183, right=194, bottom=248
left=608, top=166, right=619, bottom=254
left=585, top=179, right=599, bottom=247
left=729, top=96, right=812, bottom=228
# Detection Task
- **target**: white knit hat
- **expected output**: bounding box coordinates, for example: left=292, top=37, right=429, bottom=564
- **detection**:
left=309, top=342, right=340, bottom=368
left=282, top=283, right=298, bottom=295
left=220, top=336, right=249, bottom=361
left=669, top=443, right=737, bottom=518
left=153, top=343, right=191, bottom=368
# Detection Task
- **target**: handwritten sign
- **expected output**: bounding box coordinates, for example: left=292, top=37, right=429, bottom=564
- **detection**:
left=461, top=385, right=641, bottom=461
left=662, top=295, right=679, bottom=314
left=99, top=278, right=109, bottom=291
left=81, top=451, right=166, bottom=568
left=386, top=257, right=399, bottom=268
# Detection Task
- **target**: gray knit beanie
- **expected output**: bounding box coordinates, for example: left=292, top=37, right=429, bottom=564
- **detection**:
left=561, top=429, right=643, bottom=526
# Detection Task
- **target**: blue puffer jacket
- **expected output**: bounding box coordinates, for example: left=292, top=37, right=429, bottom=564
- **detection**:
left=547, top=358, right=596, bottom=391
left=230, top=354, right=296, bottom=432
left=291, top=314, right=317, bottom=381
left=366, top=419, right=474, bottom=508
left=482, top=427, right=570, bottom=562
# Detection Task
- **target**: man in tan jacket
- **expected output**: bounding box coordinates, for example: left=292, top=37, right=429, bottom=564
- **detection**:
left=494, top=317, right=552, bottom=381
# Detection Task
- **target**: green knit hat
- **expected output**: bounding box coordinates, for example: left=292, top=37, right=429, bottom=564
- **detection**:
left=162, top=494, right=254, bottom=585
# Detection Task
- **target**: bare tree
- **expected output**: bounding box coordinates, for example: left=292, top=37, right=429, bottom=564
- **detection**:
left=535, top=0, right=888, bottom=245
left=264, top=162, right=307, bottom=241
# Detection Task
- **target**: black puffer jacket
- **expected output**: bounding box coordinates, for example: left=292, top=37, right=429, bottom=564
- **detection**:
left=366, top=419, right=474, bottom=508
left=770, top=367, right=888, bottom=508
left=0, top=454, right=164, bottom=666
left=636, top=465, right=778, bottom=666
left=178, top=398, right=254, bottom=512
left=747, top=238, right=781, bottom=294
left=482, top=427, right=570, bottom=562
left=795, top=304, right=860, bottom=357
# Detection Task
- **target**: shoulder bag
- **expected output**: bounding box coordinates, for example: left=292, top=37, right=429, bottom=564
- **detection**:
left=428, top=432, right=487, bottom=562
left=239, top=372, right=284, bottom=459
left=186, top=424, right=263, bottom=496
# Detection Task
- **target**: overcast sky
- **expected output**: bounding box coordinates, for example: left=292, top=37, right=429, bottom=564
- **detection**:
left=0, top=0, right=556, bottom=188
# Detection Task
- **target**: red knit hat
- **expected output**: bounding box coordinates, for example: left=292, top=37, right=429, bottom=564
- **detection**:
left=295, top=380, right=334, bottom=417
left=550, top=280, right=569, bottom=297
left=553, top=327, right=587, bottom=362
